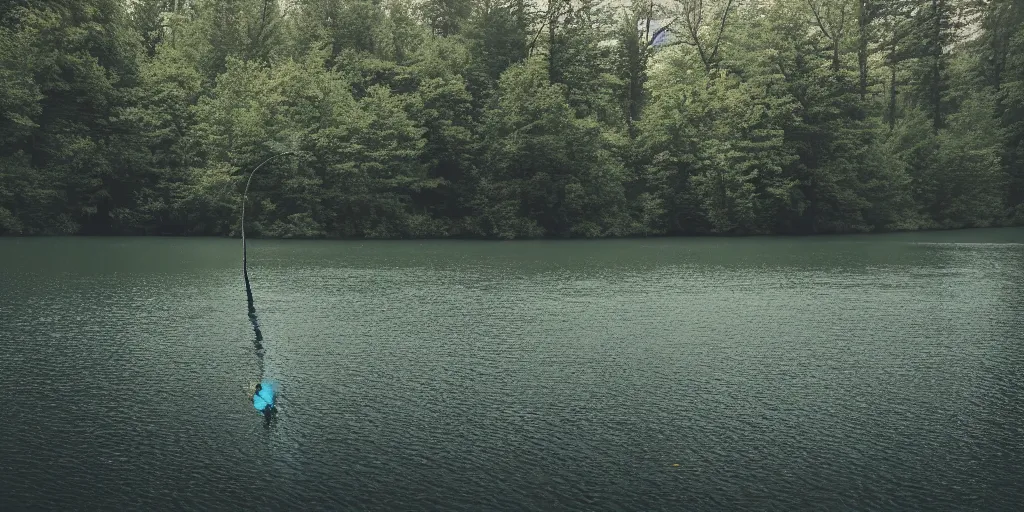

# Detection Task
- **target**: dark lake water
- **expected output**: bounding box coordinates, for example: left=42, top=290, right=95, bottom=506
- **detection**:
left=2, top=230, right=1023, bottom=510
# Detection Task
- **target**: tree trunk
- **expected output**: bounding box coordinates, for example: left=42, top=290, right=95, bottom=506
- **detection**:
left=547, top=0, right=557, bottom=84
left=930, top=0, right=944, bottom=131
left=857, top=0, right=869, bottom=99
left=888, top=64, right=897, bottom=130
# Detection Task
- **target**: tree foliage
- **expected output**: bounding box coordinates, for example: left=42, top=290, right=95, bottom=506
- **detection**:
left=0, top=0, right=1019, bottom=237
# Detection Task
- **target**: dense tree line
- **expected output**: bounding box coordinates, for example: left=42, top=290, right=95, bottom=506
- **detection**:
left=0, top=0, right=1021, bottom=238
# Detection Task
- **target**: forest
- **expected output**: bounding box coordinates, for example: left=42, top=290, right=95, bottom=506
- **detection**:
left=0, top=0, right=1022, bottom=238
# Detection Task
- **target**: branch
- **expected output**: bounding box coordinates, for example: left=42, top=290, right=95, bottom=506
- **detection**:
left=681, top=0, right=709, bottom=68
left=807, top=0, right=834, bottom=40
left=527, top=0, right=569, bottom=53
left=707, top=0, right=734, bottom=68
left=645, top=0, right=653, bottom=43
left=837, top=1, right=849, bottom=35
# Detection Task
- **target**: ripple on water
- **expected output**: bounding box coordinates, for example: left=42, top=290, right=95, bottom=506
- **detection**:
left=1, top=236, right=1023, bottom=510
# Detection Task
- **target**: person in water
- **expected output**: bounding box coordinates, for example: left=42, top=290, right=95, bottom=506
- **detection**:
left=252, top=383, right=277, bottom=421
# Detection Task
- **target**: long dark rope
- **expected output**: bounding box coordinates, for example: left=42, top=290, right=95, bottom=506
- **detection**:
left=242, top=152, right=293, bottom=351
left=242, top=152, right=293, bottom=424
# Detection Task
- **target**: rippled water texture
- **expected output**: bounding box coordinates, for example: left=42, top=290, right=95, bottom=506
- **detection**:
left=2, top=231, right=1023, bottom=510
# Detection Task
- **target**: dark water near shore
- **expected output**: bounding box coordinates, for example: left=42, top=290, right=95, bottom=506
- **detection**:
left=2, top=230, right=1023, bottom=510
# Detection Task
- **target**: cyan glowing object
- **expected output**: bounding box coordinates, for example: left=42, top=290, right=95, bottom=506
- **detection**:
left=253, top=379, right=278, bottom=411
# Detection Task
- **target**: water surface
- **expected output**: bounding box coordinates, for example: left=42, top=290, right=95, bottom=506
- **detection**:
left=2, top=230, right=1023, bottom=510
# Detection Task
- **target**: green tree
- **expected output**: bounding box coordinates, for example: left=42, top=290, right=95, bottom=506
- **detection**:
left=475, top=58, right=629, bottom=238
left=419, top=0, right=473, bottom=36
left=0, top=1, right=147, bottom=234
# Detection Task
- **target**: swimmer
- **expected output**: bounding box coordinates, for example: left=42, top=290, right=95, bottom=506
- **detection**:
left=252, top=382, right=277, bottom=417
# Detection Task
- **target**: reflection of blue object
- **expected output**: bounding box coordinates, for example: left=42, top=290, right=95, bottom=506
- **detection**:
left=253, top=379, right=277, bottom=411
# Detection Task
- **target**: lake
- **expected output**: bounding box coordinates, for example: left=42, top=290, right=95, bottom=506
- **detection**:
left=2, top=230, right=1023, bottom=510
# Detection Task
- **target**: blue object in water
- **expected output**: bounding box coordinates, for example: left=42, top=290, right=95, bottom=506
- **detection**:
left=253, top=379, right=277, bottom=411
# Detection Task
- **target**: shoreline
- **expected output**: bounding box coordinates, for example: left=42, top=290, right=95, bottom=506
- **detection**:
left=2, top=224, right=1021, bottom=241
